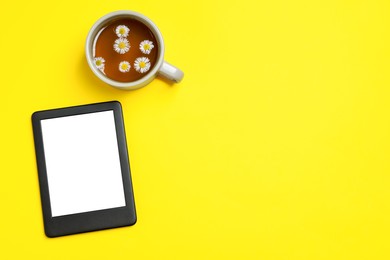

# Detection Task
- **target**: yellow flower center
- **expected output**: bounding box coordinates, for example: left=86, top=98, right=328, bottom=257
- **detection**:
left=139, top=61, right=146, bottom=68
left=119, top=28, right=126, bottom=35
left=121, top=63, right=129, bottom=70
left=96, top=60, right=102, bottom=66
left=119, top=42, right=126, bottom=49
left=144, top=44, right=150, bottom=50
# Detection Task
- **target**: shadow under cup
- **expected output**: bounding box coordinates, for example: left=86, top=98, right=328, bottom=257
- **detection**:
left=86, top=11, right=181, bottom=90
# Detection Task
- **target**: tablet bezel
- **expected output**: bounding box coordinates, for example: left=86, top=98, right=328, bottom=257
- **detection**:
left=32, top=101, right=136, bottom=237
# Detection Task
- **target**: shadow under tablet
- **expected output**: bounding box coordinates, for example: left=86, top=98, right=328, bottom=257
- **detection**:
left=32, top=101, right=136, bottom=237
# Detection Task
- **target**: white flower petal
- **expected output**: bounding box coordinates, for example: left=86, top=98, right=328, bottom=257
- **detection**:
left=114, top=38, right=130, bottom=54
left=119, top=61, right=131, bottom=72
left=94, top=57, right=105, bottom=69
left=134, top=57, right=151, bottom=73
left=115, top=25, right=130, bottom=38
left=139, top=40, right=155, bottom=54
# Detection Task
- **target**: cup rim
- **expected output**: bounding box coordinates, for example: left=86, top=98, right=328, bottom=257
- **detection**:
left=85, top=10, right=165, bottom=90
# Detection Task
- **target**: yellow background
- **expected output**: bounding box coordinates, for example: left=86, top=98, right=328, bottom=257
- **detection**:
left=1, top=0, right=389, bottom=259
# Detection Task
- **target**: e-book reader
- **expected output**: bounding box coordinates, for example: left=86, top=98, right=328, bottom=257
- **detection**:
left=32, top=101, right=136, bottom=237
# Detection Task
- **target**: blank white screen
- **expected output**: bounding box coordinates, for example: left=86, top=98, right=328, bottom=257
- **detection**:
left=40, top=111, right=126, bottom=217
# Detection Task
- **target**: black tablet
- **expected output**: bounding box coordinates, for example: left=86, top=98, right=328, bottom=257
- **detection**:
left=32, top=101, right=136, bottom=237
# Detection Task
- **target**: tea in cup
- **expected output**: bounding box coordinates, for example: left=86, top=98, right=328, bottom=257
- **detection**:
left=86, top=10, right=183, bottom=90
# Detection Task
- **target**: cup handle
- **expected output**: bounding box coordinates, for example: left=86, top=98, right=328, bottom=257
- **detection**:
left=158, top=61, right=184, bottom=83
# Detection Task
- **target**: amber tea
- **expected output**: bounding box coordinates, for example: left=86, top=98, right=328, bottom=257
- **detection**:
left=92, top=18, right=159, bottom=82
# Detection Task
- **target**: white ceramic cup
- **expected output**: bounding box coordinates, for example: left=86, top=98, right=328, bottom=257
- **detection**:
left=85, top=10, right=184, bottom=90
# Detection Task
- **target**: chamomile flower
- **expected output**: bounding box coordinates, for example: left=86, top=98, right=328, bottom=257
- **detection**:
left=115, top=25, right=130, bottom=38
left=134, top=57, right=151, bottom=73
left=94, top=57, right=105, bottom=70
left=114, top=38, right=130, bottom=54
left=119, top=61, right=131, bottom=73
left=139, top=40, right=154, bottom=54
